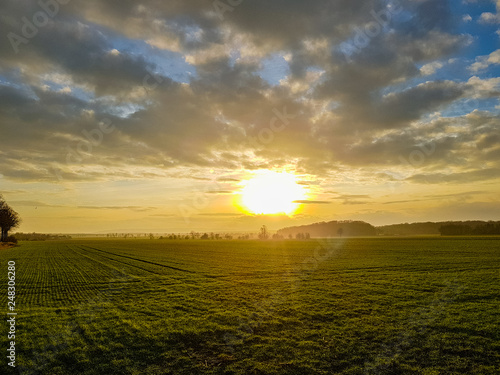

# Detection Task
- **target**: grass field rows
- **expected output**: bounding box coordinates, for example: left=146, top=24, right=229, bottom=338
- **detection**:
left=1, top=238, right=499, bottom=374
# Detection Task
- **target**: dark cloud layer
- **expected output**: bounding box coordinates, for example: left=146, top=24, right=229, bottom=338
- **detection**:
left=0, top=0, right=498, bottom=186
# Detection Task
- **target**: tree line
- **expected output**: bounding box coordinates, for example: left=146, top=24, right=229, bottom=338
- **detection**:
left=277, top=220, right=376, bottom=238
left=377, top=221, right=500, bottom=236
left=157, top=232, right=234, bottom=240
left=14, top=233, right=72, bottom=241
left=439, top=222, right=500, bottom=236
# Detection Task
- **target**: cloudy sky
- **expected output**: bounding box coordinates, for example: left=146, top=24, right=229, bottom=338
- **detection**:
left=1, top=0, right=499, bottom=233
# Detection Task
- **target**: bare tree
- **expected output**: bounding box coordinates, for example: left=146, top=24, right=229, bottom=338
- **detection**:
left=0, top=195, right=21, bottom=242
left=258, top=225, right=269, bottom=240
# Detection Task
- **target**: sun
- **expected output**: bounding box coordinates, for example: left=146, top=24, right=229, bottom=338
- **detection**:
left=237, top=170, right=307, bottom=215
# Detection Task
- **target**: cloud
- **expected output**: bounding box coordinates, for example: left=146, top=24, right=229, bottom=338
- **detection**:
left=0, top=0, right=497, bottom=190
left=408, top=168, right=500, bottom=184
left=467, top=76, right=500, bottom=97
left=479, top=12, right=500, bottom=23
left=472, top=0, right=500, bottom=24
left=425, top=191, right=488, bottom=199
left=197, top=213, right=242, bottom=216
left=1, top=7, right=165, bottom=97
left=329, top=194, right=371, bottom=205
left=292, top=200, right=330, bottom=204
left=372, top=81, right=466, bottom=126
left=77, top=206, right=157, bottom=211
left=383, top=191, right=488, bottom=204
left=420, top=61, right=444, bottom=76
left=469, top=49, right=500, bottom=72
left=426, top=201, right=500, bottom=222
left=8, top=200, right=63, bottom=208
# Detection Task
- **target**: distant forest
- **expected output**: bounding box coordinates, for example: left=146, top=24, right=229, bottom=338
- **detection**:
left=438, top=222, right=500, bottom=236
left=378, top=221, right=500, bottom=236
left=277, top=220, right=500, bottom=238
left=10, top=221, right=500, bottom=241
left=277, top=220, right=377, bottom=238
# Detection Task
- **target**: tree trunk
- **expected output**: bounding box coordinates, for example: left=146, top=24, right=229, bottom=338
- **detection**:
left=1, top=228, right=8, bottom=242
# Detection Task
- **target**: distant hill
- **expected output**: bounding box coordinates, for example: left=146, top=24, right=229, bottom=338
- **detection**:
left=277, top=220, right=377, bottom=238
left=377, top=221, right=500, bottom=236
left=377, top=222, right=443, bottom=235
left=277, top=220, right=500, bottom=238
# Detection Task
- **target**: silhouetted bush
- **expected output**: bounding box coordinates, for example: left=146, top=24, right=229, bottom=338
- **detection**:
left=5, top=235, right=17, bottom=244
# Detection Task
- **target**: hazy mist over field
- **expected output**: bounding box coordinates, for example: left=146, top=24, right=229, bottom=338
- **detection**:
left=1, top=0, right=500, bottom=233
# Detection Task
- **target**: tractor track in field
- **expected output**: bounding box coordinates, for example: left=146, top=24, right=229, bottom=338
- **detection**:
left=68, top=245, right=163, bottom=277
left=78, top=245, right=199, bottom=275
left=63, top=246, right=129, bottom=283
left=71, top=245, right=166, bottom=276
left=71, top=246, right=316, bottom=283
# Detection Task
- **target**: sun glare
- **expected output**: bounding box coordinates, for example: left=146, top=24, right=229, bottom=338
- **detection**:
left=237, top=171, right=307, bottom=215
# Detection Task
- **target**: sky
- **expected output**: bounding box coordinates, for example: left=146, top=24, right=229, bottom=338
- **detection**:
left=1, top=0, right=499, bottom=234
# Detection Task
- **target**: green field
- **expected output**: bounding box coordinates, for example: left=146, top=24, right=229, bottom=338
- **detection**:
left=1, top=238, right=499, bottom=374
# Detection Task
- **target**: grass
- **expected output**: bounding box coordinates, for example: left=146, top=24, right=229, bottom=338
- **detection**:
left=1, top=237, right=499, bottom=374
left=0, top=242, right=16, bottom=250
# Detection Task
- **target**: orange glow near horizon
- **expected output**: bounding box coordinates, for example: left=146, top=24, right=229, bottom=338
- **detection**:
left=236, top=170, right=307, bottom=215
